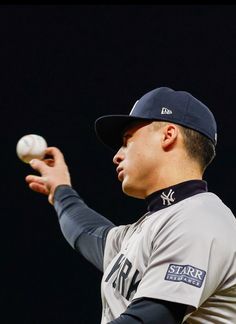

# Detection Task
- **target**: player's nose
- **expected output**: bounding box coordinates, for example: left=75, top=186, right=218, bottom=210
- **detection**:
left=113, top=147, right=124, bottom=165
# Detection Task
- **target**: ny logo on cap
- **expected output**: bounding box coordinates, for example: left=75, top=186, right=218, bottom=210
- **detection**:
left=129, top=100, right=139, bottom=115
left=161, top=189, right=175, bottom=206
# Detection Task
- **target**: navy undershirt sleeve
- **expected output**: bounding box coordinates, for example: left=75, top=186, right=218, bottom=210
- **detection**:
left=108, top=298, right=187, bottom=323
left=53, top=185, right=115, bottom=271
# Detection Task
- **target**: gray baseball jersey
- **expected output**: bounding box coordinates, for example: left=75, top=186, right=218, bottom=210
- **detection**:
left=101, top=191, right=236, bottom=323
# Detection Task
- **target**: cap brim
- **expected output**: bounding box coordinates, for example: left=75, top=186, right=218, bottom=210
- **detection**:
left=95, top=115, right=151, bottom=151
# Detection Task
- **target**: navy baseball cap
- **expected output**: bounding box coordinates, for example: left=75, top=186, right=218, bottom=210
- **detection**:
left=95, top=87, right=217, bottom=151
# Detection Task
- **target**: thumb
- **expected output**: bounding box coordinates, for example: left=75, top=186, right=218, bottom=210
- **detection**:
left=48, top=192, right=54, bottom=205
left=29, top=158, right=48, bottom=175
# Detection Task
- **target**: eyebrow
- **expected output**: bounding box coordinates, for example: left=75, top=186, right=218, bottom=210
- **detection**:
left=123, top=131, right=132, bottom=138
left=122, top=121, right=142, bottom=137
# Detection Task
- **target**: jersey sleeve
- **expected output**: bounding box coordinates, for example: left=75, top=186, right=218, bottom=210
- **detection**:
left=133, top=207, right=221, bottom=311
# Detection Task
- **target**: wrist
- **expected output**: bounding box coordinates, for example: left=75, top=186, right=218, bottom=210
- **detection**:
left=49, top=184, right=72, bottom=205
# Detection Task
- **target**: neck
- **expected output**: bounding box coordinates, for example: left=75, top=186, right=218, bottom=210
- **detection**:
left=145, top=159, right=203, bottom=198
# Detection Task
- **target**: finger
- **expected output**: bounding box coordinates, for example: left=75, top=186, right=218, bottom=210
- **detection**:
left=43, top=158, right=54, bottom=167
left=29, top=182, right=49, bottom=195
left=45, top=147, right=66, bottom=165
left=29, top=159, right=49, bottom=175
left=25, top=174, right=47, bottom=185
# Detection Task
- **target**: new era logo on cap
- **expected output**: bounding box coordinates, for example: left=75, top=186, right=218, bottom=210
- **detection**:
left=161, top=107, right=172, bottom=115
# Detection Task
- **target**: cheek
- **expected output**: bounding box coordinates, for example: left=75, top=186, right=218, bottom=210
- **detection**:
left=127, top=148, right=152, bottom=175
left=125, top=138, right=158, bottom=174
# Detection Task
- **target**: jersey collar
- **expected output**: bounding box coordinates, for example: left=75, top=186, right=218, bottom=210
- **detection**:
left=145, top=180, right=208, bottom=212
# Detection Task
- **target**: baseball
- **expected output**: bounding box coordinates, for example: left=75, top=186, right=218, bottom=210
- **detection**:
left=16, top=134, right=48, bottom=163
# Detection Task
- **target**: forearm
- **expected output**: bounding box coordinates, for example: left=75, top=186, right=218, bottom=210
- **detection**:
left=108, top=298, right=186, bottom=324
left=54, top=185, right=115, bottom=271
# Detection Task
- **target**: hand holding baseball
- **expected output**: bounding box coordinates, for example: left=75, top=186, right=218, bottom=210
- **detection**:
left=25, top=147, right=71, bottom=205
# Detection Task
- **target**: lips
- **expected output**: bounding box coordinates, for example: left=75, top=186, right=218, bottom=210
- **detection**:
left=118, top=170, right=124, bottom=181
left=116, top=167, right=124, bottom=181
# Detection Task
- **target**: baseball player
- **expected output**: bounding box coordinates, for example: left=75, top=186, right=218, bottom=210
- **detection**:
left=26, top=87, right=236, bottom=323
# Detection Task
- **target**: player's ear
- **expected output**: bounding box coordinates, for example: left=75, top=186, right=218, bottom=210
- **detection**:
left=161, top=124, right=179, bottom=150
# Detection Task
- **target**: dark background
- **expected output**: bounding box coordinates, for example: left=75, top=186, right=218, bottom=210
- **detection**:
left=2, top=5, right=236, bottom=324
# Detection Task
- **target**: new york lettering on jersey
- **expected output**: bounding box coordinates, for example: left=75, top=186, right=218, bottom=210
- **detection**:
left=105, top=253, right=141, bottom=300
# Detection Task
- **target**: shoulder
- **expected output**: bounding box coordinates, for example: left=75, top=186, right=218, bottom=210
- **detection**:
left=160, top=191, right=235, bottom=220
left=148, top=192, right=236, bottom=244
left=181, top=192, right=235, bottom=224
